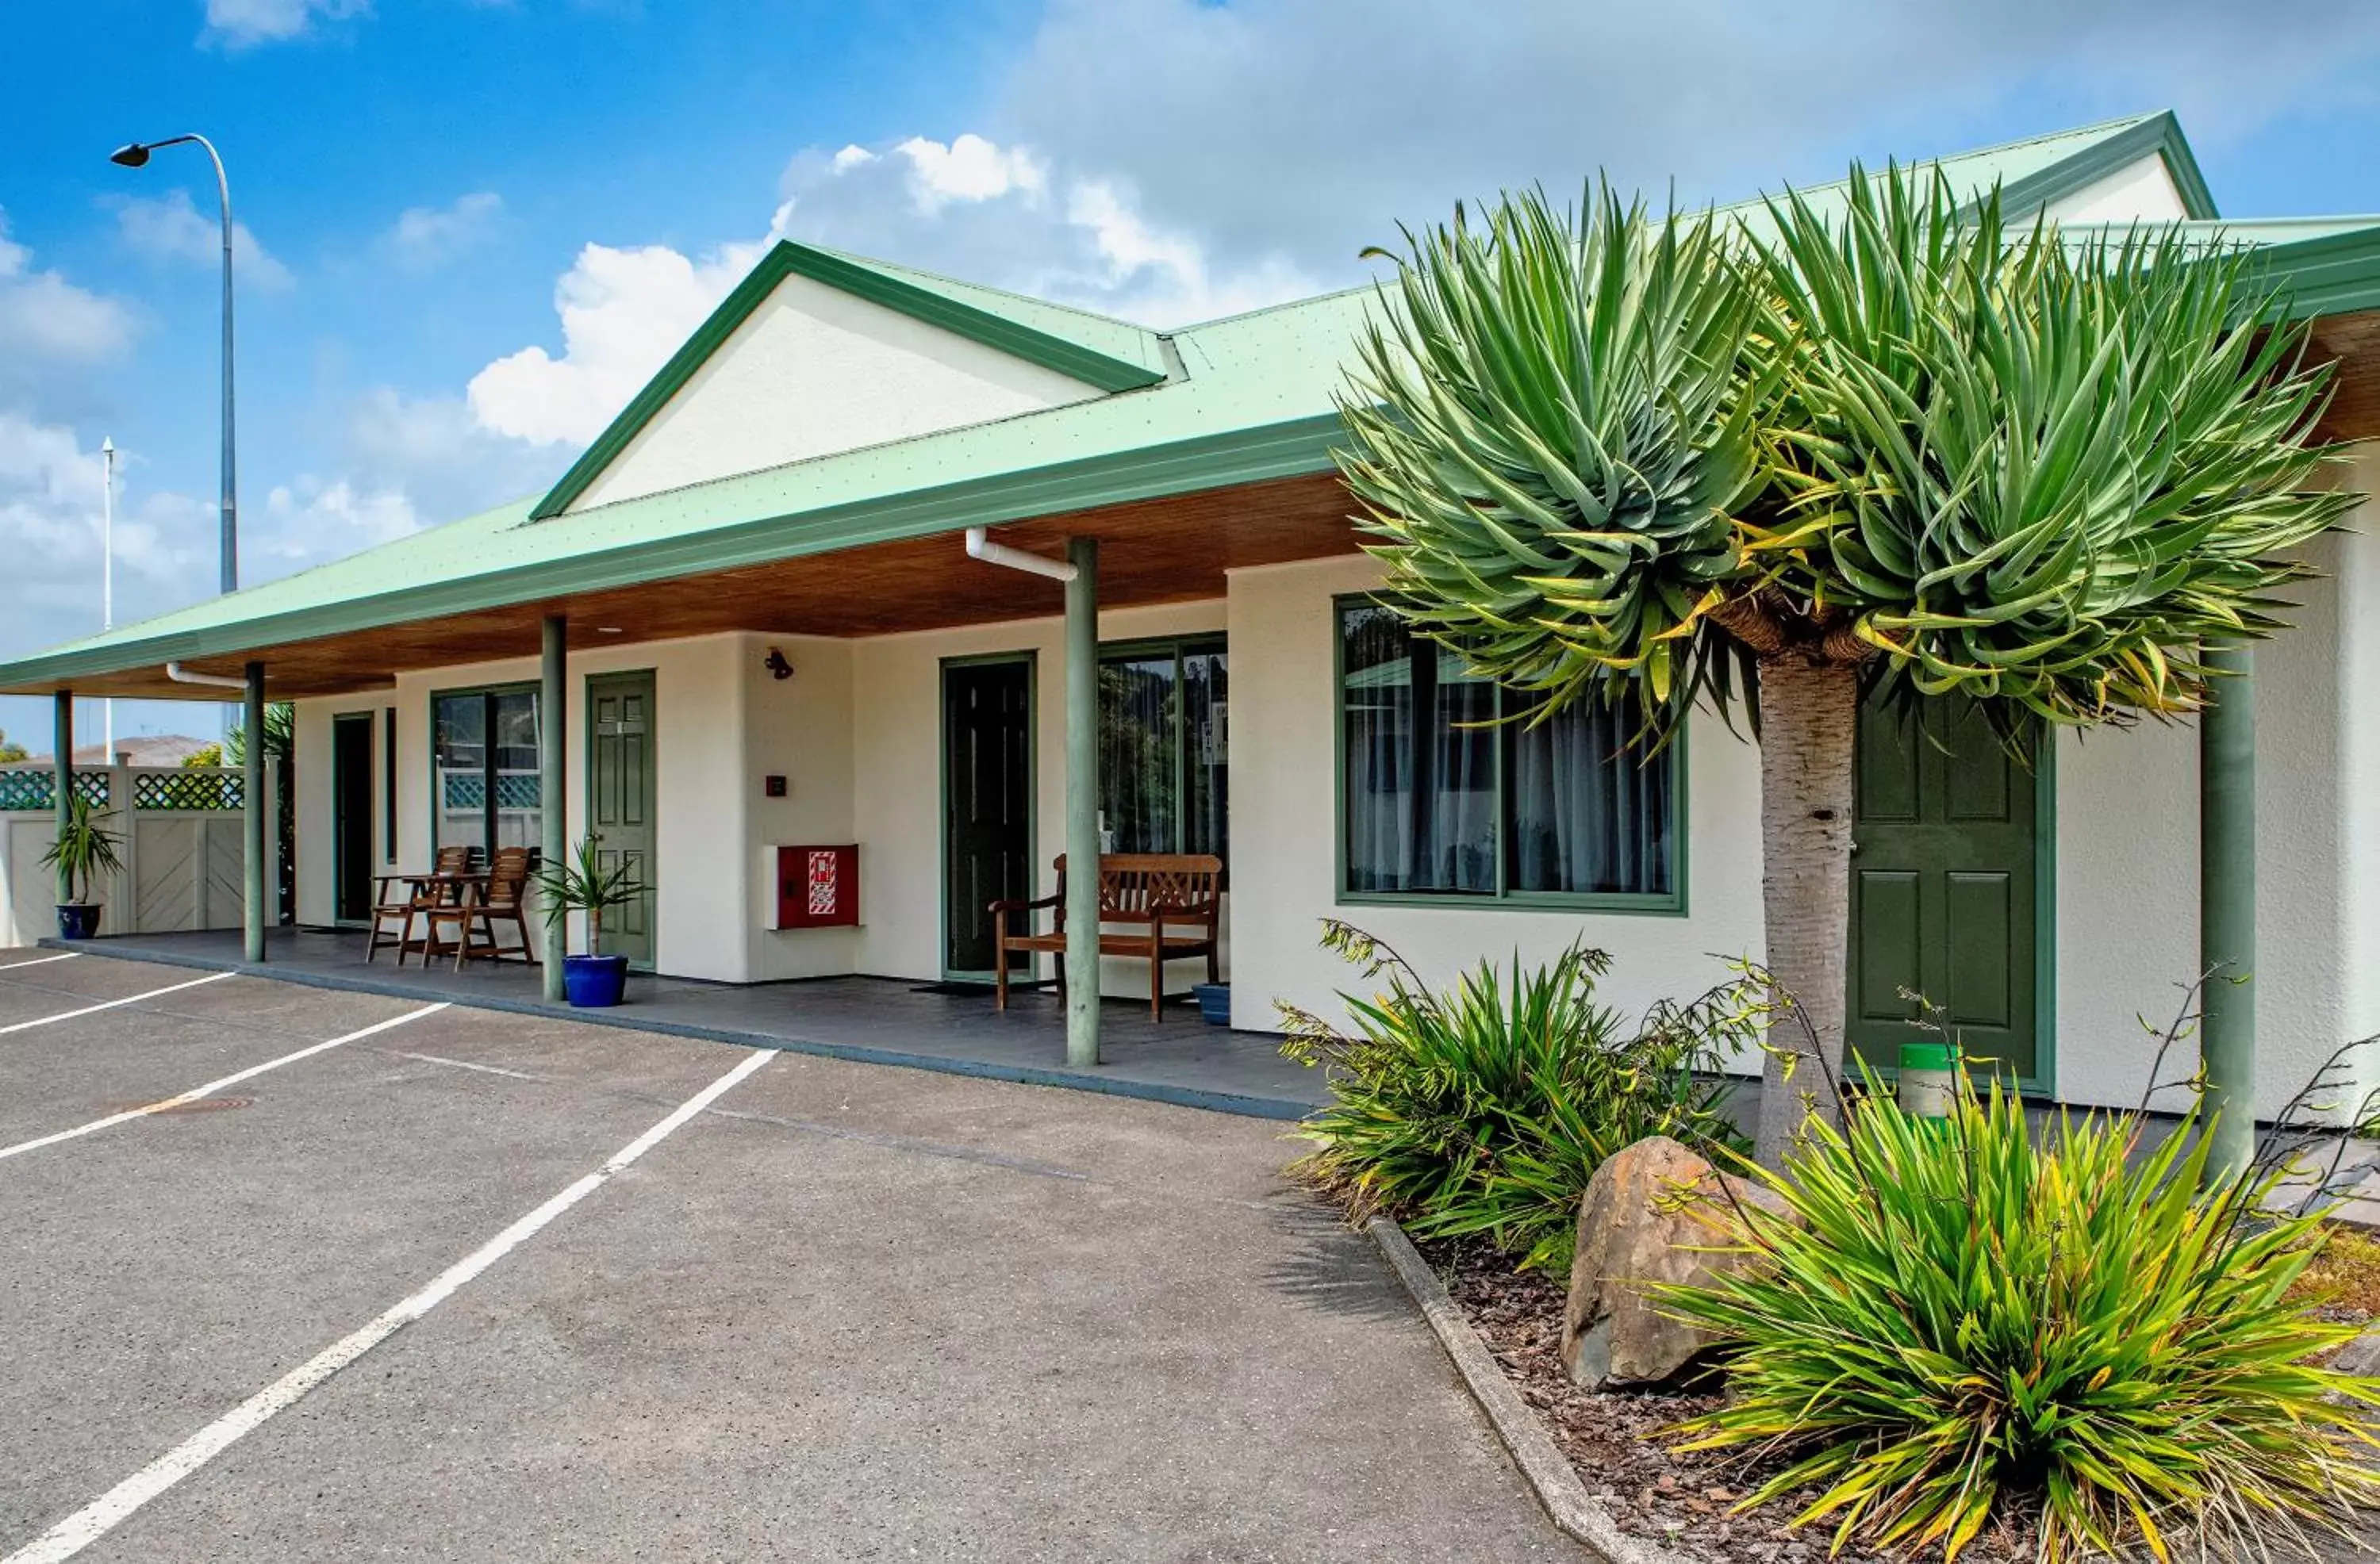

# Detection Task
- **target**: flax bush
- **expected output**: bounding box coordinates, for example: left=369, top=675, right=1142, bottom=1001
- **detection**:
left=1657, top=1069, right=2380, bottom=1561
left=1279, top=921, right=1752, bottom=1271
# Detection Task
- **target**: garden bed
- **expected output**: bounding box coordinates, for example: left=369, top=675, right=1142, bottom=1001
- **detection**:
left=1414, top=1231, right=2380, bottom=1563
left=1416, top=1233, right=1925, bottom=1563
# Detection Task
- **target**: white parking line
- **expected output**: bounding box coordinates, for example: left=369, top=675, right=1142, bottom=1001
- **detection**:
left=382, top=1049, right=547, bottom=1082
left=0, top=1045, right=774, bottom=1564
left=0, top=1003, right=454, bottom=1164
left=0, top=972, right=234, bottom=1037
left=0, top=953, right=79, bottom=974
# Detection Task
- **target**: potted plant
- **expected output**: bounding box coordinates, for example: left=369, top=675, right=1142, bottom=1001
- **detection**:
left=42, top=793, right=125, bottom=939
left=532, top=835, right=645, bottom=1007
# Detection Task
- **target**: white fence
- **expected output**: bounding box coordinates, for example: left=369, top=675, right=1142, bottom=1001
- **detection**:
left=0, top=765, right=273, bottom=948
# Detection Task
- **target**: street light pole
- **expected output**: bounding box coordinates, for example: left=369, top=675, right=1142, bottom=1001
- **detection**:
left=109, top=135, right=236, bottom=597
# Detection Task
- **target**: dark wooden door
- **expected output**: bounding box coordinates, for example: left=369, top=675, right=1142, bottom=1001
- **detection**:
left=588, top=671, right=657, bottom=968
left=1848, top=694, right=2040, bottom=1082
left=332, top=714, right=374, bottom=924
left=943, top=657, right=1031, bottom=976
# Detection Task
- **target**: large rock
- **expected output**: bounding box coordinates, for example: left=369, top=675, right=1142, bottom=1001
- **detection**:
left=1560, top=1134, right=1791, bottom=1390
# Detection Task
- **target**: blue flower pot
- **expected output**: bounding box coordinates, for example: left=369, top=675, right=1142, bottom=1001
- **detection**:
left=56, top=903, right=102, bottom=940
left=1191, top=982, right=1231, bottom=1027
left=562, top=953, right=629, bottom=1008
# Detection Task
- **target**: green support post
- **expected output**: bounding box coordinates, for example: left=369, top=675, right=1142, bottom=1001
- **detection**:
left=52, top=691, right=72, bottom=904
left=2200, top=642, right=2255, bottom=1183
left=540, top=615, right=568, bottom=1002
left=243, top=661, right=267, bottom=964
left=1064, top=535, right=1101, bottom=1068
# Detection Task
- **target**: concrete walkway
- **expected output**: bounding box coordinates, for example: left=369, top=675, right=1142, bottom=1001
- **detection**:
left=0, top=950, right=1574, bottom=1561
left=52, top=926, right=1327, bottom=1119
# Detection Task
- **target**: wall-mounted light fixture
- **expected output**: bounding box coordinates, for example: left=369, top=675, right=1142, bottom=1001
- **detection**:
left=764, top=646, right=793, bottom=680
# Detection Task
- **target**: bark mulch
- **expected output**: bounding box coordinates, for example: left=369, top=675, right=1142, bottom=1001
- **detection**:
left=1415, top=1233, right=2048, bottom=1564
left=1415, top=1233, right=2380, bottom=1563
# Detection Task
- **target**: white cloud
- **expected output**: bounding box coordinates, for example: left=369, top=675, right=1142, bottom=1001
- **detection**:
left=341, top=386, right=569, bottom=520
left=997, top=0, right=2380, bottom=285
left=0, top=213, right=138, bottom=373
left=201, top=0, right=370, bottom=49
left=109, top=190, right=294, bottom=292
left=770, top=132, right=1320, bottom=326
left=256, top=477, right=421, bottom=560
left=0, top=415, right=205, bottom=634
left=386, top=191, right=504, bottom=270
left=466, top=239, right=762, bottom=446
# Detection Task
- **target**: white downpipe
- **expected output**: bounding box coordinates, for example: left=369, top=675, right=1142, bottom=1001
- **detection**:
left=165, top=662, right=246, bottom=691
left=964, top=526, right=1077, bottom=583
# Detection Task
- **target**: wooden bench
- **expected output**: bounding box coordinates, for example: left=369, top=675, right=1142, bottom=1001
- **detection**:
left=990, top=853, right=1223, bottom=1021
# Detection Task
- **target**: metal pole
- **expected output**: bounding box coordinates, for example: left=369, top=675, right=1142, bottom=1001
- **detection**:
left=2200, top=642, right=2255, bottom=1183
left=243, top=661, right=266, bottom=964
left=187, top=136, right=237, bottom=597
left=1064, top=536, right=1101, bottom=1068
left=100, top=438, right=114, bottom=760
left=204, top=137, right=240, bottom=748
left=109, top=134, right=234, bottom=593
left=52, top=691, right=73, bottom=906
left=539, top=615, right=568, bottom=1001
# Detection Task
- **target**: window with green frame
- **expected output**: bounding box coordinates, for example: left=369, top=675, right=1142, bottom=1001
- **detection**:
left=431, top=684, right=543, bottom=861
left=1098, top=636, right=1226, bottom=860
left=1337, top=600, right=1679, bottom=908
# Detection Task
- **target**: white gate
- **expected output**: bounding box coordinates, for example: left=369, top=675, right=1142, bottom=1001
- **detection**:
left=0, top=764, right=273, bottom=947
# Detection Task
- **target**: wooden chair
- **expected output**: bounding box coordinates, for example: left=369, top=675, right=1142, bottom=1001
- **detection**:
left=365, top=845, right=472, bottom=964
left=428, top=845, right=539, bottom=972
left=990, top=853, right=1223, bottom=1021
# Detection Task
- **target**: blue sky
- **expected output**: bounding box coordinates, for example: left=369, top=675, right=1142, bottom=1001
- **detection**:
left=6, top=0, right=2380, bottom=751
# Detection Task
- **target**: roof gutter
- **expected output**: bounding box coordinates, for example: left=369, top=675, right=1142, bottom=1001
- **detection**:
left=964, top=526, right=1077, bottom=583
left=165, top=661, right=248, bottom=690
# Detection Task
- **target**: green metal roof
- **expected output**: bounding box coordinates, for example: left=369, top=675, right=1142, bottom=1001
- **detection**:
left=1722, top=112, right=2217, bottom=243
left=6, top=109, right=2367, bottom=693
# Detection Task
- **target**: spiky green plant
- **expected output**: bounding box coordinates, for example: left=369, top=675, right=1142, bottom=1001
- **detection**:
left=1338, top=167, right=2353, bottom=1166
left=531, top=835, right=646, bottom=956
left=1655, top=1078, right=2380, bottom=1562
left=41, top=793, right=124, bottom=906
left=1279, top=921, right=1752, bottom=1271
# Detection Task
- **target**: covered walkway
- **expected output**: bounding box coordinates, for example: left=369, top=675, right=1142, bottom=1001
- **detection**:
left=36, top=929, right=1323, bottom=1119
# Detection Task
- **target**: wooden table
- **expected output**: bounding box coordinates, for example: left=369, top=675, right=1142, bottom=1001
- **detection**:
left=371, top=870, right=489, bottom=964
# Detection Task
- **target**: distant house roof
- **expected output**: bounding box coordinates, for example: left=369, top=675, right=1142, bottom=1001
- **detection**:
left=4, top=735, right=217, bottom=769
left=4, top=109, right=2373, bottom=696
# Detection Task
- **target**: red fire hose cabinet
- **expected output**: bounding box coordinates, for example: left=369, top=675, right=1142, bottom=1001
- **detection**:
left=766, top=844, right=860, bottom=930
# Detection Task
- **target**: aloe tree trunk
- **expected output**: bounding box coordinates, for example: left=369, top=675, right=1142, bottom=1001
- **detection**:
left=1752, top=654, right=1861, bottom=1169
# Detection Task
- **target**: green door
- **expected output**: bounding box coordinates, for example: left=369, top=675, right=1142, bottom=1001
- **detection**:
left=588, top=670, right=657, bottom=968
left=1848, top=695, right=2040, bottom=1082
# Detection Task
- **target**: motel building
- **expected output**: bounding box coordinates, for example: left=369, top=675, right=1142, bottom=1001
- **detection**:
left=7, top=111, right=2380, bottom=1121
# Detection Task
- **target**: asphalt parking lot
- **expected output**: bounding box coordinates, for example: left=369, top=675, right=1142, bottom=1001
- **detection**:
left=0, top=949, right=1570, bottom=1562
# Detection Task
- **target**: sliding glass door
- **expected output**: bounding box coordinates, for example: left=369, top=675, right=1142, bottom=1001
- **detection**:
left=432, top=684, right=543, bottom=861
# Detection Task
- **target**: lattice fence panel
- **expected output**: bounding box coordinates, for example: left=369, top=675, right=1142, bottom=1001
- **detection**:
left=0, top=771, right=110, bottom=810
left=134, top=770, right=244, bottom=811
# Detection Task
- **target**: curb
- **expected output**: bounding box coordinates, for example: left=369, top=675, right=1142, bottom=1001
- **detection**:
left=1365, top=1216, right=1696, bottom=1564
left=36, top=938, right=1318, bottom=1122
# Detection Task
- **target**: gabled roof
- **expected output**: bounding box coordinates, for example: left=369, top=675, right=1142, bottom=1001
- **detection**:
left=530, top=239, right=1171, bottom=518
left=1722, top=111, right=2217, bottom=240
left=7, top=111, right=2370, bottom=696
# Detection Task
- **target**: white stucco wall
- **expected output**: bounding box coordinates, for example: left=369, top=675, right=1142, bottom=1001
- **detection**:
left=850, top=598, right=1229, bottom=987
left=294, top=633, right=759, bottom=983
left=1224, top=554, right=1768, bottom=1053
left=569, top=271, right=1106, bottom=512
left=2340, top=455, right=2380, bottom=1114
left=1225, top=544, right=2368, bottom=1121
left=2042, top=153, right=2192, bottom=224
left=290, top=455, right=2378, bottom=1122
left=743, top=634, right=860, bottom=982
